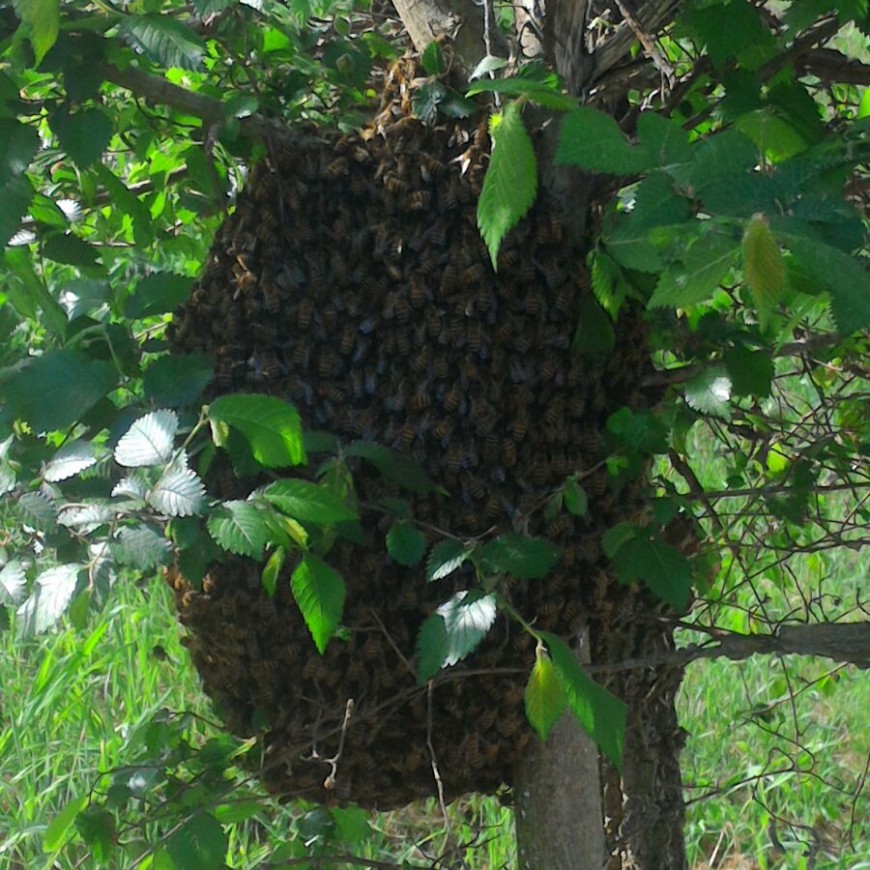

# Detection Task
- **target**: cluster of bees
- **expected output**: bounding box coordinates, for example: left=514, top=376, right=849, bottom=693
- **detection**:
left=169, top=56, right=656, bottom=809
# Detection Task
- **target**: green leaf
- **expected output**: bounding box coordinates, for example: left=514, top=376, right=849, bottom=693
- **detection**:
left=115, top=410, right=179, bottom=468
left=43, top=441, right=97, bottom=482
left=263, top=479, right=358, bottom=524
left=118, top=14, right=207, bottom=71
left=0, top=561, right=26, bottom=605
left=207, top=500, right=272, bottom=559
left=685, top=0, right=776, bottom=70
left=629, top=172, right=693, bottom=230
left=12, top=0, right=60, bottom=64
left=416, top=612, right=449, bottom=683
left=290, top=554, right=346, bottom=653
left=648, top=231, right=738, bottom=309
left=563, top=478, right=588, bottom=517
left=50, top=107, right=113, bottom=170
left=143, top=353, right=213, bottom=408
left=469, top=55, right=508, bottom=81
left=75, top=808, right=115, bottom=863
left=786, top=238, right=870, bottom=334
left=742, top=214, right=785, bottom=326
left=149, top=461, right=207, bottom=517
left=3, top=350, right=117, bottom=431
left=125, top=272, right=194, bottom=319
left=480, top=533, right=561, bottom=580
left=331, top=806, right=372, bottom=845
left=17, top=564, right=82, bottom=636
left=209, top=394, right=305, bottom=469
left=556, top=107, right=648, bottom=174
left=344, top=441, right=442, bottom=494
left=42, top=233, right=102, bottom=270
left=590, top=249, right=628, bottom=318
left=477, top=102, right=537, bottom=268
left=421, top=40, right=446, bottom=76
left=725, top=346, right=774, bottom=397
left=261, top=547, right=285, bottom=597
left=437, top=589, right=497, bottom=667
left=165, top=812, right=228, bottom=870
left=43, top=795, right=88, bottom=852
left=17, top=491, right=57, bottom=531
left=386, top=521, right=427, bottom=567
left=111, top=525, right=171, bottom=570
left=573, top=295, right=615, bottom=357
left=606, top=532, right=694, bottom=610
left=524, top=649, right=567, bottom=742
left=636, top=113, right=692, bottom=167
left=57, top=501, right=115, bottom=531
left=684, top=367, right=732, bottom=419
left=0, top=118, right=40, bottom=184
left=0, top=175, right=35, bottom=247
left=426, top=539, right=471, bottom=582
left=541, top=632, right=626, bottom=770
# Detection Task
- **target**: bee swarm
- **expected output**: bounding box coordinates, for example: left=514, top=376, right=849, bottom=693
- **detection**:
left=169, top=60, right=653, bottom=809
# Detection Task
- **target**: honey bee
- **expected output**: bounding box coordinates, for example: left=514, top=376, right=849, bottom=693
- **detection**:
left=442, top=386, right=461, bottom=412
left=511, top=416, right=528, bottom=442
left=397, top=422, right=416, bottom=449
left=541, top=357, right=559, bottom=381
left=430, top=217, right=448, bottom=247
left=409, top=277, right=426, bottom=308
left=433, top=355, right=448, bottom=379
left=302, top=656, right=321, bottom=680
left=432, top=417, right=455, bottom=443
left=554, top=285, right=573, bottom=312
left=409, top=190, right=431, bottom=211
left=420, top=154, right=445, bottom=180
left=466, top=321, right=482, bottom=353
left=502, top=439, right=517, bottom=467
left=525, top=288, right=543, bottom=315
left=338, top=325, right=355, bottom=355
left=396, top=329, right=410, bottom=355
left=321, top=384, right=347, bottom=404
left=439, top=183, right=458, bottom=211
left=382, top=172, right=405, bottom=194
left=326, top=156, right=349, bottom=178
left=260, top=282, right=282, bottom=315
left=411, top=347, right=431, bottom=374
left=461, top=472, right=487, bottom=500
left=297, top=298, right=314, bottom=330
left=291, top=343, right=311, bottom=369
left=318, top=352, right=340, bottom=380
left=461, top=263, right=485, bottom=286
left=410, top=389, right=432, bottom=411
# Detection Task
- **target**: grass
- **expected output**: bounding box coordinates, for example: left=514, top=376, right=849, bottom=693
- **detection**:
left=0, top=569, right=866, bottom=869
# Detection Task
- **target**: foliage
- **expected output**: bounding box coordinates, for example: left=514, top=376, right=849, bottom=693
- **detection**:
left=0, top=0, right=868, bottom=866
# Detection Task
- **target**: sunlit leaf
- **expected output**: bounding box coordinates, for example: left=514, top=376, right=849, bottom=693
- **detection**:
left=477, top=102, right=537, bottom=268
left=115, top=410, right=179, bottom=468
left=437, top=589, right=497, bottom=666
left=557, top=107, right=648, bottom=174
left=263, top=479, right=358, bottom=523
left=426, top=539, right=471, bottom=582
left=290, top=554, right=346, bottom=653
left=684, top=367, right=732, bottom=419
left=207, top=500, right=271, bottom=559
left=17, top=564, right=81, bottom=636
left=742, top=213, right=785, bottom=326
left=12, top=0, right=59, bottom=63
left=524, top=648, right=567, bottom=741
left=118, top=14, right=207, bottom=71
left=43, top=441, right=97, bottom=482
left=0, top=561, right=26, bottom=605
left=111, top=525, right=171, bottom=570
left=148, top=461, right=206, bottom=517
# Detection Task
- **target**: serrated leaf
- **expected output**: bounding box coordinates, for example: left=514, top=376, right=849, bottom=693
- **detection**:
left=685, top=367, right=732, bottom=418
left=416, top=613, right=449, bottom=683
left=725, top=346, right=774, bottom=397
left=207, top=500, right=271, bottom=559
left=125, top=272, right=195, bottom=319
left=466, top=78, right=576, bottom=111
left=143, top=353, right=213, bottom=407
left=148, top=463, right=206, bottom=517
left=209, top=394, right=305, bottom=469
left=290, top=554, right=346, bottom=654
left=50, top=108, right=113, bottom=170
left=111, top=525, right=171, bottom=570
left=166, top=812, right=228, bottom=870
left=386, top=521, right=427, bottom=567
left=261, top=547, right=285, bottom=597
left=480, top=534, right=561, bottom=579
left=115, top=410, right=179, bottom=468
left=524, top=650, right=567, bottom=742
left=556, top=107, right=649, bottom=174
left=437, top=589, right=497, bottom=666
left=469, top=54, right=508, bottom=81
left=18, top=491, right=57, bottom=531
left=563, top=479, right=588, bottom=517
left=118, top=14, right=207, bottom=71
left=12, top=0, right=59, bottom=63
left=345, top=441, right=443, bottom=494
left=17, top=564, right=81, bottom=636
left=3, top=350, right=117, bottom=432
left=541, top=632, right=626, bottom=770
left=0, top=118, right=40, bottom=185
left=74, top=808, right=114, bottom=863
left=636, top=113, right=692, bottom=167
left=742, top=214, right=785, bottom=326
left=590, top=249, right=628, bottom=318
left=57, top=501, right=115, bottom=530
left=426, top=539, right=471, bottom=582
left=112, top=475, right=149, bottom=500
left=609, top=535, right=693, bottom=610
left=263, top=479, right=358, bottom=523
left=0, top=561, right=26, bottom=605
left=421, top=40, right=445, bottom=76
left=648, top=231, right=738, bottom=309
left=477, top=102, right=537, bottom=268
left=601, top=521, right=640, bottom=559
left=43, top=441, right=97, bottom=482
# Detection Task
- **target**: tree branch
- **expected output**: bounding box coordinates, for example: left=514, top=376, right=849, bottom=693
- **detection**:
left=98, top=62, right=322, bottom=150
